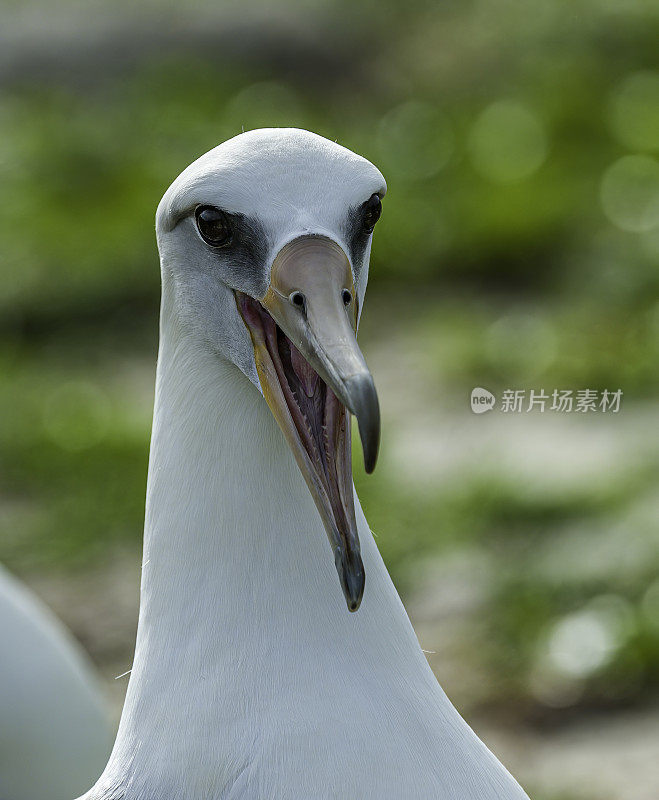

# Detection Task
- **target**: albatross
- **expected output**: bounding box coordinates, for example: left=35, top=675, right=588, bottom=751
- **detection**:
left=80, top=128, right=529, bottom=800
left=0, top=564, right=111, bottom=800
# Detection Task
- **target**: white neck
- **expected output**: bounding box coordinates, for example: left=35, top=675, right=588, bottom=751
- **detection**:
left=90, top=321, right=527, bottom=800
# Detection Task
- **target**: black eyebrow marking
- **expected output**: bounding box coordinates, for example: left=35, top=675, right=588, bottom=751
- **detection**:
left=212, top=210, right=271, bottom=296
left=342, top=196, right=383, bottom=277
left=179, top=205, right=271, bottom=297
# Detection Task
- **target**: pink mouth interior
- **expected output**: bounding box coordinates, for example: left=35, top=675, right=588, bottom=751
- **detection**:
left=238, top=294, right=354, bottom=533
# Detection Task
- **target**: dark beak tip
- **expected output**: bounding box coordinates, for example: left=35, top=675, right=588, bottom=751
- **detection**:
left=344, top=373, right=381, bottom=475
left=360, top=412, right=380, bottom=474
left=344, top=581, right=364, bottom=613
left=335, top=548, right=365, bottom=613
left=363, top=441, right=379, bottom=474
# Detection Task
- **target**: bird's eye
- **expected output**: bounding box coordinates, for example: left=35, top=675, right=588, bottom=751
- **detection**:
left=195, top=205, right=232, bottom=247
left=362, top=194, right=382, bottom=233
left=341, top=289, right=352, bottom=306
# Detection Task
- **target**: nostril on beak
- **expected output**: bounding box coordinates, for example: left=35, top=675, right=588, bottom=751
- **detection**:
left=289, top=291, right=307, bottom=313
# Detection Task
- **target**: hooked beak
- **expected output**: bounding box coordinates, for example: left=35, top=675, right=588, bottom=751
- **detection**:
left=236, top=235, right=380, bottom=612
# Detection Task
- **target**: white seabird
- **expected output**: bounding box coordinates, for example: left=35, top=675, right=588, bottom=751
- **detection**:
left=0, top=564, right=111, bottom=800
left=80, top=128, right=529, bottom=800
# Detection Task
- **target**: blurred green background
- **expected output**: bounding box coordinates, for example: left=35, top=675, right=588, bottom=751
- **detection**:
left=1, top=1, right=659, bottom=797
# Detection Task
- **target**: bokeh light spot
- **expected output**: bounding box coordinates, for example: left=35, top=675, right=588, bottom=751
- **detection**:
left=42, top=381, right=110, bottom=452
left=376, top=101, right=453, bottom=181
left=468, top=100, right=548, bottom=183
left=608, top=71, right=659, bottom=152
left=545, top=596, right=633, bottom=679
left=600, top=155, right=659, bottom=233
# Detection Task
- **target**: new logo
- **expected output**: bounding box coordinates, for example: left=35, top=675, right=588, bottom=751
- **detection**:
left=470, top=387, right=496, bottom=414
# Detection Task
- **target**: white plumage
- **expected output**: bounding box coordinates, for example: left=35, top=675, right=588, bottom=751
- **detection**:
left=0, top=564, right=112, bottom=800
left=80, top=128, right=529, bottom=800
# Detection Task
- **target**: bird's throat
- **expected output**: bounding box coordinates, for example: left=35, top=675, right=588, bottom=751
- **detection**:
left=98, top=332, right=381, bottom=793
left=85, top=330, right=501, bottom=800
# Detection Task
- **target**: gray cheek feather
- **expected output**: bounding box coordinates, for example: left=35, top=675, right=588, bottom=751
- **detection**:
left=192, top=215, right=268, bottom=391
left=169, top=269, right=262, bottom=392
left=158, top=219, right=267, bottom=393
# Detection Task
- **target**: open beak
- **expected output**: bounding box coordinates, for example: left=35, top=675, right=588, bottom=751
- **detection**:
left=236, top=235, right=380, bottom=612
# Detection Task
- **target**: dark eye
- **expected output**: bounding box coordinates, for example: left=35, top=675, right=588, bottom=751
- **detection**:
left=362, top=194, right=382, bottom=233
left=195, top=205, right=232, bottom=247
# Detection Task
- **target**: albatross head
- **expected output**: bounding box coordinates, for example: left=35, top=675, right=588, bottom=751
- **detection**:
left=155, top=128, right=386, bottom=612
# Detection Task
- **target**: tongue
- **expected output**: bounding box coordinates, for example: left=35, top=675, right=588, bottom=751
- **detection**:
left=290, top=342, right=319, bottom=398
